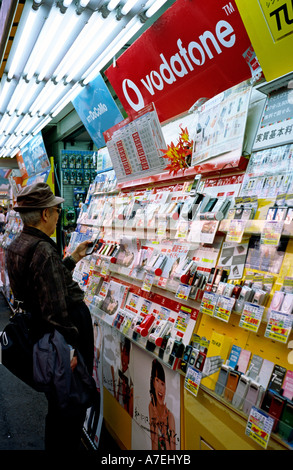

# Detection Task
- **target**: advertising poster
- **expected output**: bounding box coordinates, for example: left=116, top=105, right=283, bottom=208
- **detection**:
left=20, top=132, right=50, bottom=177
left=106, top=0, right=258, bottom=123
left=73, top=73, right=124, bottom=150
left=131, top=345, right=181, bottom=450
left=102, top=325, right=134, bottom=418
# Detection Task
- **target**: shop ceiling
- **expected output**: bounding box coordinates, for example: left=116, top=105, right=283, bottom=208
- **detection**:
left=0, top=0, right=174, bottom=166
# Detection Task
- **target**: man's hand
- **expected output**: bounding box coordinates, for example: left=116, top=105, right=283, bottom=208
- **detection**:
left=71, top=240, right=92, bottom=263
left=70, top=356, right=77, bottom=371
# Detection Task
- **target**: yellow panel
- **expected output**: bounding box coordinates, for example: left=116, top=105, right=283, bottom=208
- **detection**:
left=103, top=387, right=132, bottom=450
left=235, top=0, right=293, bottom=81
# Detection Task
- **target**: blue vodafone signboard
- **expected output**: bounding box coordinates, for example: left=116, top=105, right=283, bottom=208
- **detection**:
left=73, top=74, right=124, bottom=149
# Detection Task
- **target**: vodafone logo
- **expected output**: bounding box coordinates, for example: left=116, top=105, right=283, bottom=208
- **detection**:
left=122, top=79, right=145, bottom=111
left=122, top=19, right=236, bottom=112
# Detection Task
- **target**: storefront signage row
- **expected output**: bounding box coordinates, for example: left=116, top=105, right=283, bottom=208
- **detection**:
left=105, top=0, right=259, bottom=123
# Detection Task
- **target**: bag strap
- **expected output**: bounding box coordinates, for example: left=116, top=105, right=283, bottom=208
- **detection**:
left=14, top=239, right=43, bottom=313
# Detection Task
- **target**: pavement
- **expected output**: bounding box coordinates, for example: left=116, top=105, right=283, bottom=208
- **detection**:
left=0, top=293, right=47, bottom=450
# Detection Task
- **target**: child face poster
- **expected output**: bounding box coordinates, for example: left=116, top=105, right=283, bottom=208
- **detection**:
left=132, top=345, right=181, bottom=450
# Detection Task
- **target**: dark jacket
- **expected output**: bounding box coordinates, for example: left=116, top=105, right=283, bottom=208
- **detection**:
left=6, top=225, right=94, bottom=373
left=33, top=329, right=97, bottom=412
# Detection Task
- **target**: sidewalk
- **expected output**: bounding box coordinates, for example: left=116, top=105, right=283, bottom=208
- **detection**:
left=0, top=293, right=47, bottom=450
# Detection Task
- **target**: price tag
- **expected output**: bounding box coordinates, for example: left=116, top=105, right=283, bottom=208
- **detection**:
left=157, top=216, right=168, bottom=238
left=100, top=260, right=110, bottom=276
left=200, top=291, right=218, bottom=317
left=175, top=220, right=189, bottom=239
left=246, top=407, right=274, bottom=449
left=214, top=295, right=235, bottom=323
left=142, top=273, right=155, bottom=292
left=261, top=220, right=284, bottom=246
left=239, top=302, right=265, bottom=333
left=184, top=366, right=202, bottom=398
left=265, top=310, right=292, bottom=344
left=175, top=283, right=191, bottom=301
left=226, top=219, right=246, bottom=243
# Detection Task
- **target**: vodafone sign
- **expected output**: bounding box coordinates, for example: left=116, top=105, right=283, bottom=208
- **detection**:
left=105, top=0, right=257, bottom=123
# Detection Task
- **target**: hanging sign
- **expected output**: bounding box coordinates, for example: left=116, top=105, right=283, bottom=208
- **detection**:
left=20, top=132, right=50, bottom=177
left=72, top=73, right=123, bottom=150
left=105, top=0, right=258, bottom=123
left=235, top=0, right=293, bottom=81
left=252, top=86, right=293, bottom=151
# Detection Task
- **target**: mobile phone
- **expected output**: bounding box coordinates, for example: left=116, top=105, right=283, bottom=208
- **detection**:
left=215, top=364, right=230, bottom=396
left=269, top=394, right=285, bottom=432
left=224, top=369, right=241, bottom=402
left=243, top=381, right=262, bottom=415
left=232, top=375, right=251, bottom=409
left=85, top=236, right=100, bottom=255
left=279, top=401, right=293, bottom=442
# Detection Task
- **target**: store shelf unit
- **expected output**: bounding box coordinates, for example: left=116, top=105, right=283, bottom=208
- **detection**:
left=68, top=146, right=293, bottom=450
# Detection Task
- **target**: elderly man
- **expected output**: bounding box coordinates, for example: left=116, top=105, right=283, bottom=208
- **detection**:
left=6, top=182, right=94, bottom=451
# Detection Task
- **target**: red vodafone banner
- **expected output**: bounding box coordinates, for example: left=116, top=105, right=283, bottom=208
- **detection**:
left=105, top=0, right=259, bottom=123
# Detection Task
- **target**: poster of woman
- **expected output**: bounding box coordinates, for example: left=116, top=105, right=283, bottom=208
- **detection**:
left=132, top=345, right=180, bottom=450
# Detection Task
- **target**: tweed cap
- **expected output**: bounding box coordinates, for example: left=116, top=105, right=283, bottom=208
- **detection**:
left=14, top=182, right=64, bottom=211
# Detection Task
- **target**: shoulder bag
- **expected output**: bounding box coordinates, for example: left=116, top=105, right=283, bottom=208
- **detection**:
left=0, top=240, right=42, bottom=389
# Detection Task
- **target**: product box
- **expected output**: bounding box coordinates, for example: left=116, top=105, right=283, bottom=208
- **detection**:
left=201, top=331, right=233, bottom=391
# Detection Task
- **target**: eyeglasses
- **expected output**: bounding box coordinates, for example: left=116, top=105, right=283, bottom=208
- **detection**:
left=52, top=207, right=62, bottom=215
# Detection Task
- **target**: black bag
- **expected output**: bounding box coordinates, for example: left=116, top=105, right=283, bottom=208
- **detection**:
left=0, top=309, right=36, bottom=389
left=0, top=240, right=42, bottom=389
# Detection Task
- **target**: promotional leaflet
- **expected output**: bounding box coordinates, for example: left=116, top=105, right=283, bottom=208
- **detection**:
left=103, top=103, right=166, bottom=183
left=192, top=82, right=251, bottom=165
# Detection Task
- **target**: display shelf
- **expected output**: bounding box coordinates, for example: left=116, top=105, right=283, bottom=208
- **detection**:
left=219, top=218, right=293, bottom=237
left=117, top=155, right=248, bottom=190
left=199, top=383, right=292, bottom=450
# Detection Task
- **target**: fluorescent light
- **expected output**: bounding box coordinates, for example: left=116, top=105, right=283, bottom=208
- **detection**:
left=16, top=80, right=43, bottom=116
left=38, top=82, right=71, bottom=115
left=21, top=115, right=42, bottom=135
left=145, top=0, right=168, bottom=17
left=107, top=0, right=120, bottom=10
left=24, top=6, right=64, bottom=81
left=82, top=16, right=142, bottom=85
left=54, top=11, right=104, bottom=83
left=65, top=14, right=118, bottom=83
left=7, top=8, right=39, bottom=79
left=7, top=79, right=28, bottom=114
left=5, top=114, right=21, bottom=135
left=79, top=0, right=90, bottom=6
left=0, top=114, right=11, bottom=134
left=51, top=83, right=82, bottom=117
left=29, top=81, right=56, bottom=116
left=32, top=115, right=52, bottom=136
left=14, top=114, right=32, bottom=135
left=120, top=0, right=139, bottom=15
left=0, top=77, right=16, bottom=112
left=37, top=11, right=80, bottom=81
